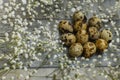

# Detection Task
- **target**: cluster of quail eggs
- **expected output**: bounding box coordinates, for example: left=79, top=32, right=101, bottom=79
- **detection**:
left=58, top=11, right=113, bottom=58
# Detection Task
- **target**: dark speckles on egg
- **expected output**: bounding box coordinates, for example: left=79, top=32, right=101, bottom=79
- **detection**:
left=88, top=16, right=102, bottom=30
left=59, top=20, right=73, bottom=33
left=73, top=11, right=87, bottom=23
left=100, top=29, right=113, bottom=43
left=88, top=27, right=100, bottom=40
left=95, top=39, right=108, bottom=51
left=76, top=29, right=89, bottom=45
left=83, top=42, right=96, bottom=58
left=61, top=33, right=76, bottom=46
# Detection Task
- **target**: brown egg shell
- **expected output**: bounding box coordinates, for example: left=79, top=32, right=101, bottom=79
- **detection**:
left=88, top=27, right=100, bottom=40
left=61, top=33, right=76, bottom=46
left=74, top=20, right=87, bottom=32
left=58, top=20, right=73, bottom=33
left=100, top=29, right=113, bottom=43
left=95, top=39, right=108, bottom=52
left=69, top=43, right=83, bottom=57
left=83, top=42, right=96, bottom=58
left=76, top=30, right=89, bottom=45
left=73, top=11, right=87, bottom=23
left=88, top=16, right=102, bottom=30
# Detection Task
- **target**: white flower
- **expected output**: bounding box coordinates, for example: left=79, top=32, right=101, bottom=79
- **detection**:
left=14, top=47, right=18, bottom=54
left=41, top=0, right=53, bottom=5
left=2, top=15, right=8, bottom=19
left=12, top=65, right=16, bottom=69
left=25, top=75, right=30, bottom=80
left=22, top=0, right=26, bottom=4
left=19, top=74, right=23, bottom=78
left=11, top=60, right=16, bottom=64
left=93, top=59, right=97, bottom=62
left=24, top=66, right=28, bottom=71
left=4, top=67, right=10, bottom=70
left=50, top=61, right=53, bottom=65
left=4, top=3, right=9, bottom=7
left=0, top=0, right=3, bottom=5
left=0, top=5, right=3, bottom=9
left=33, top=69, right=37, bottom=73
left=71, top=8, right=76, bottom=12
left=21, top=7, right=25, bottom=11
left=0, top=39, right=5, bottom=44
left=11, top=76, right=15, bottom=80
left=104, top=75, right=108, bottom=78
left=23, top=12, right=26, bottom=16
left=2, top=20, right=7, bottom=24
left=113, top=58, right=117, bottom=62
left=24, top=54, right=28, bottom=59
left=5, top=37, right=9, bottom=41
left=1, top=76, right=6, bottom=80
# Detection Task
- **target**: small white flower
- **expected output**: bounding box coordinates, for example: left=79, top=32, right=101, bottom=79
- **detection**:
left=11, top=60, right=16, bottom=64
left=12, top=65, right=16, bottom=69
left=86, top=58, right=90, bottom=61
left=103, top=57, right=108, bottom=61
left=41, top=0, right=53, bottom=5
left=2, top=20, right=7, bottom=24
left=0, top=0, right=3, bottom=5
left=3, top=15, right=8, bottom=19
left=104, top=75, right=108, bottom=78
left=108, top=62, right=112, bottom=66
left=0, top=39, right=5, bottom=44
left=92, top=74, right=96, bottom=77
left=11, top=76, right=15, bottom=80
left=23, top=12, right=26, bottom=16
left=38, top=53, right=42, bottom=56
left=4, top=67, right=10, bottom=70
left=19, top=74, right=23, bottom=78
left=71, top=8, right=76, bottom=12
left=24, top=54, right=28, bottom=59
left=0, top=5, right=3, bottom=9
left=4, top=3, right=9, bottom=7
left=81, top=57, right=85, bottom=60
left=2, top=76, right=6, bottom=80
left=88, top=68, right=91, bottom=71
left=110, top=53, right=114, bottom=57
left=22, top=0, right=26, bottom=4
left=113, top=58, right=117, bottom=62
left=33, top=69, right=37, bottom=73
left=25, top=75, right=29, bottom=80
left=21, top=7, right=25, bottom=11
left=24, top=66, right=28, bottom=71
left=92, top=59, right=97, bottom=62
left=50, top=61, right=53, bottom=65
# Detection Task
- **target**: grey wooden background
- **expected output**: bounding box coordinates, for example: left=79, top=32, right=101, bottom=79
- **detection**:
left=0, top=0, right=120, bottom=80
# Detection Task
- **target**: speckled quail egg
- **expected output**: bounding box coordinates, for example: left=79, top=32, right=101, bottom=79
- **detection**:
left=88, top=16, right=102, bottom=30
left=58, top=20, right=73, bottom=33
left=95, top=39, right=108, bottom=52
left=61, top=33, right=76, bottom=46
left=73, top=20, right=87, bottom=32
left=88, top=27, right=100, bottom=40
left=69, top=43, right=83, bottom=57
left=73, top=11, right=87, bottom=23
left=83, top=42, right=96, bottom=58
left=76, top=29, right=89, bottom=45
left=100, top=29, right=113, bottom=43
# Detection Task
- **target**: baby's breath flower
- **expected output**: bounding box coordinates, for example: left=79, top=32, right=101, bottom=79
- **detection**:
left=1, top=76, right=6, bottom=80
left=25, top=75, right=30, bottom=80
